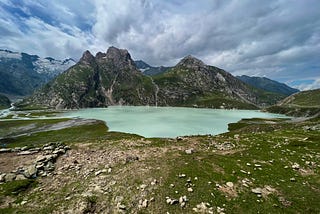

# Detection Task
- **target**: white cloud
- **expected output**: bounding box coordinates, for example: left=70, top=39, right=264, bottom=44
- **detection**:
left=0, top=0, right=319, bottom=90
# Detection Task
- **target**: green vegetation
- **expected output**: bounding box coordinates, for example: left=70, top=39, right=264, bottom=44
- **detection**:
left=0, top=180, right=37, bottom=196
left=283, top=89, right=320, bottom=107
left=0, top=109, right=319, bottom=213
left=267, top=89, right=320, bottom=117
left=0, top=118, right=108, bottom=148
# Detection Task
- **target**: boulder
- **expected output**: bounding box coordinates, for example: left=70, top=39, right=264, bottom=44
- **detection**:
left=24, top=165, right=37, bottom=178
left=251, top=188, right=262, bottom=194
left=5, top=173, right=16, bottom=182
left=0, top=148, right=11, bottom=153
left=15, top=174, right=27, bottom=180
left=185, top=148, right=194, bottom=154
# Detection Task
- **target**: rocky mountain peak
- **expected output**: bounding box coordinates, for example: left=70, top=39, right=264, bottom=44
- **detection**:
left=177, top=55, right=206, bottom=69
left=79, top=50, right=95, bottom=65
left=106, top=46, right=135, bottom=68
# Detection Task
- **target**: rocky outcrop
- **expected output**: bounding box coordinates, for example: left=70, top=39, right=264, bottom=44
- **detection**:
left=153, top=55, right=262, bottom=109
left=21, top=47, right=158, bottom=109
left=0, top=143, right=70, bottom=183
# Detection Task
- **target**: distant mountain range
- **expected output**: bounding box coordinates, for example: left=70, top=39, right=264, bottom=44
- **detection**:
left=0, top=49, right=75, bottom=97
left=18, top=47, right=296, bottom=110
left=134, top=60, right=170, bottom=76
left=237, top=75, right=299, bottom=96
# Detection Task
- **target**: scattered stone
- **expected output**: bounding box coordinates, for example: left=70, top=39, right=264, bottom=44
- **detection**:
left=185, top=148, right=194, bottom=154
left=140, top=184, right=147, bottom=190
left=279, top=196, right=292, bottom=207
left=17, top=151, right=38, bottom=155
left=108, top=168, right=112, bottom=173
left=43, top=146, right=54, bottom=151
left=166, top=197, right=178, bottom=205
left=24, top=165, right=37, bottom=178
left=36, top=155, right=46, bottom=162
left=95, top=170, right=102, bottom=176
left=0, top=173, right=5, bottom=182
left=178, top=174, right=186, bottom=178
left=151, top=179, right=157, bottom=185
left=170, top=184, right=175, bottom=188
left=44, top=161, right=55, bottom=171
left=15, top=174, right=27, bottom=180
left=0, top=148, right=11, bottom=153
left=217, top=206, right=225, bottom=213
left=118, top=204, right=126, bottom=210
left=215, top=142, right=235, bottom=150
left=193, top=202, right=213, bottom=213
left=179, top=195, right=188, bottom=208
left=226, top=182, right=234, bottom=188
left=36, top=163, right=44, bottom=169
left=139, top=199, right=149, bottom=208
left=125, top=155, right=139, bottom=163
left=20, top=201, right=28, bottom=205
left=240, top=170, right=248, bottom=174
left=176, top=136, right=184, bottom=141
left=21, top=146, right=28, bottom=151
left=187, top=187, right=193, bottom=192
left=251, top=188, right=262, bottom=194
left=115, top=196, right=124, bottom=203
left=292, top=163, right=300, bottom=170
left=5, top=173, right=16, bottom=182
left=290, top=177, right=296, bottom=182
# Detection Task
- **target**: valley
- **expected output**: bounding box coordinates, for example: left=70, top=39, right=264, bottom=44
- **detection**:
left=0, top=48, right=319, bottom=214
left=0, top=106, right=319, bottom=213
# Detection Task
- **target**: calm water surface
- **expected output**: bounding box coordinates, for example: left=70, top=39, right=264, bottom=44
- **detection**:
left=63, top=106, right=287, bottom=138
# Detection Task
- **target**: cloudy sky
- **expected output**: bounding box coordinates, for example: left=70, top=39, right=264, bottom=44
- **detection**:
left=0, top=0, right=319, bottom=90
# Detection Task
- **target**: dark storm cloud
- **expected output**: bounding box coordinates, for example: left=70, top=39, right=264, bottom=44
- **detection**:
left=0, top=0, right=319, bottom=89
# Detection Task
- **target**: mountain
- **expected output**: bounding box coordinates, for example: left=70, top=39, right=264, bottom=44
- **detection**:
left=20, top=47, right=158, bottom=109
left=237, top=75, right=299, bottom=96
left=0, top=94, right=11, bottom=109
left=267, top=89, right=320, bottom=117
left=153, top=55, right=283, bottom=109
left=135, top=60, right=170, bottom=76
left=0, top=49, right=75, bottom=96
left=19, top=47, right=286, bottom=110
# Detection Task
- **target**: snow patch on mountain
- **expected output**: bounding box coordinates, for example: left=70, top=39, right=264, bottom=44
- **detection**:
left=0, top=49, right=22, bottom=60
left=33, top=58, right=76, bottom=76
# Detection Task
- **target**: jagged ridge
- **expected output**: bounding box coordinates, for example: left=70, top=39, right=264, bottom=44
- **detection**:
left=20, top=47, right=285, bottom=110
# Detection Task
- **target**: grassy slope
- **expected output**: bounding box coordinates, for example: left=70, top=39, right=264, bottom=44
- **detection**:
left=0, top=113, right=319, bottom=213
left=267, top=89, right=320, bottom=117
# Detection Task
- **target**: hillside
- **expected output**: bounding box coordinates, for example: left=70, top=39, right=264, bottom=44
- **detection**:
left=267, top=89, right=320, bottom=117
left=0, top=94, right=10, bottom=109
left=0, top=49, right=75, bottom=96
left=237, top=75, right=299, bottom=96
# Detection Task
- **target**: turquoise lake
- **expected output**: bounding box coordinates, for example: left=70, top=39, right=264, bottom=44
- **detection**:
left=63, top=106, right=287, bottom=138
